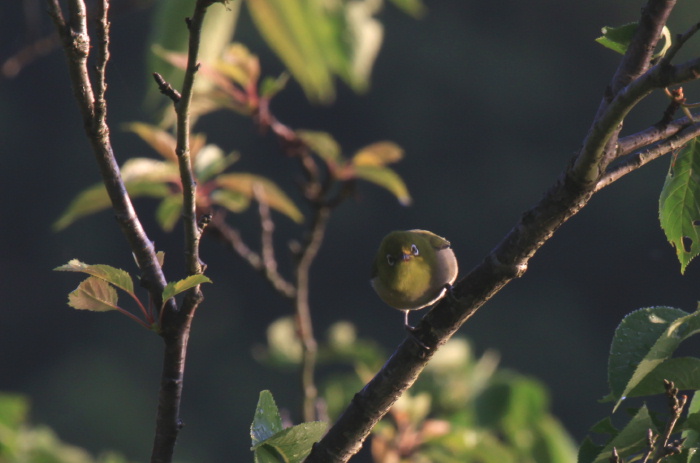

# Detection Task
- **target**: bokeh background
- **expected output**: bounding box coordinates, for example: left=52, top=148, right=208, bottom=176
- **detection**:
left=3, top=0, right=700, bottom=461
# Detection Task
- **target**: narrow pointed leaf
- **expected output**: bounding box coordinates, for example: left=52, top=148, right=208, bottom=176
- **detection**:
left=162, top=274, right=212, bottom=302
left=53, top=177, right=171, bottom=231
left=124, top=123, right=178, bottom=163
left=55, top=259, right=134, bottom=294
left=352, top=141, right=403, bottom=167
left=251, top=390, right=283, bottom=448
left=297, top=130, right=342, bottom=164
left=353, top=165, right=412, bottom=205
left=246, top=0, right=334, bottom=103
left=194, top=146, right=240, bottom=182
left=216, top=173, right=303, bottom=223
left=260, top=73, right=290, bottom=99
left=659, top=137, right=700, bottom=273
left=211, top=189, right=251, bottom=212
left=156, top=195, right=183, bottom=232
left=53, top=183, right=114, bottom=231
left=595, top=23, right=639, bottom=55
left=67, top=276, right=119, bottom=312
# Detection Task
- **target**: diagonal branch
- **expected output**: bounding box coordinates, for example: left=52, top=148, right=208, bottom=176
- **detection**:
left=46, top=0, right=172, bottom=310
left=306, top=2, right=700, bottom=461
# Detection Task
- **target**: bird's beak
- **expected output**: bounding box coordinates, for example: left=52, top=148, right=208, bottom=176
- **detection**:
left=400, top=252, right=412, bottom=261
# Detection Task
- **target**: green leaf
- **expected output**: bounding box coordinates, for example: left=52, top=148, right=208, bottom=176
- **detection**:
left=596, top=23, right=671, bottom=58
left=352, top=165, right=412, bottom=206
left=586, top=405, right=656, bottom=463
left=659, top=138, right=700, bottom=273
left=210, top=189, right=251, bottom=212
left=387, top=0, right=426, bottom=18
left=0, top=393, right=29, bottom=429
left=162, top=274, right=212, bottom=303
left=156, top=194, right=183, bottom=232
left=216, top=173, right=303, bottom=223
left=260, top=73, right=290, bottom=99
left=53, top=172, right=172, bottom=231
left=352, top=141, right=404, bottom=167
left=251, top=390, right=284, bottom=448
left=607, top=307, right=700, bottom=410
left=595, top=23, right=639, bottom=55
left=683, top=393, right=700, bottom=452
left=67, top=276, right=119, bottom=312
left=194, top=145, right=240, bottom=182
left=297, top=130, right=343, bottom=164
left=55, top=259, right=135, bottom=294
left=124, top=122, right=178, bottom=162
left=52, top=183, right=113, bottom=231
left=630, top=357, right=700, bottom=397
left=246, top=0, right=334, bottom=102
left=256, top=421, right=328, bottom=463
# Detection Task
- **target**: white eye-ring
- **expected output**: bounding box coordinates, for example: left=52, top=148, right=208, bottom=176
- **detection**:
left=411, top=244, right=419, bottom=256
left=386, top=254, right=396, bottom=266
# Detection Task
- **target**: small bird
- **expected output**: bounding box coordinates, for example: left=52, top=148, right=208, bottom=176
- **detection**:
left=371, top=229, right=458, bottom=329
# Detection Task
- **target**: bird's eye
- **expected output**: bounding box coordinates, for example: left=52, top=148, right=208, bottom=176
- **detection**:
left=386, top=254, right=395, bottom=266
left=411, top=244, right=419, bottom=256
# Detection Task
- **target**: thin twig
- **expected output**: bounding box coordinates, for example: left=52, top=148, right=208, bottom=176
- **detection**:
left=150, top=1, right=213, bottom=462
left=153, top=72, right=182, bottom=103
left=206, top=213, right=297, bottom=298
left=295, top=206, right=330, bottom=423
left=596, top=119, right=700, bottom=190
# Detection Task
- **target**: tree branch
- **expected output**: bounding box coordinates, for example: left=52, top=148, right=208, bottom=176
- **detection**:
left=150, top=2, right=214, bottom=462
left=306, top=2, right=700, bottom=461
left=46, top=0, right=172, bottom=308
left=294, top=205, right=330, bottom=423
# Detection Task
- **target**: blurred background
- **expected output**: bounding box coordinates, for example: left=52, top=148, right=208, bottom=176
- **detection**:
left=2, top=0, right=700, bottom=461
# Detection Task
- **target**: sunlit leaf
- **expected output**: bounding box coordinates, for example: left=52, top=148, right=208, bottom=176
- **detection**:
left=251, top=390, right=284, bottom=448
left=121, top=158, right=180, bottom=183
left=53, top=183, right=114, bottom=231
left=595, top=23, right=638, bottom=55
left=260, top=73, right=290, bottom=99
left=297, top=130, right=342, bottom=164
left=606, top=307, right=700, bottom=410
left=352, top=141, right=403, bottom=167
left=256, top=421, right=328, bottom=463
left=213, top=43, right=260, bottom=88
left=55, top=259, right=135, bottom=294
left=67, top=276, right=118, bottom=312
left=194, top=145, right=240, bottom=182
left=246, top=0, right=335, bottom=103
left=216, top=173, right=303, bottom=222
left=162, top=274, right=212, bottom=303
left=156, top=195, right=183, bottom=232
left=659, top=137, right=700, bottom=273
left=210, top=189, right=251, bottom=212
left=124, top=122, right=178, bottom=163
left=53, top=178, right=172, bottom=231
left=250, top=390, right=327, bottom=463
left=596, top=23, right=671, bottom=58
left=352, top=165, right=412, bottom=205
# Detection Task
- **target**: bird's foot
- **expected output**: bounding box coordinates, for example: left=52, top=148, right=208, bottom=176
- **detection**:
left=443, top=283, right=458, bottom=303
left=404, top=311, right=430, bottom=350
